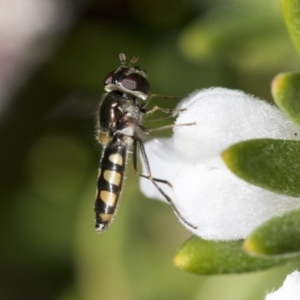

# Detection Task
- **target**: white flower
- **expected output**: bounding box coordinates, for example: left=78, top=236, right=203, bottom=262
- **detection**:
left=265, top=271, right=300, bottom=300
left=140, top=88, right=300, bottom=240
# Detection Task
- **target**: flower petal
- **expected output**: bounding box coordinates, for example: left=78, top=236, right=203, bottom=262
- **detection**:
left=265, top=271, right=300, bottom=300
left=174, top=88, right=300, bottom=166
left=172, top=163, right=300, bottom=240
left=140, top=88, right=300, bottom=241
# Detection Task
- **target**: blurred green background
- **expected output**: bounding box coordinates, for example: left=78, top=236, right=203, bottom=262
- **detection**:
left=1, top=0, right=300, bottom=299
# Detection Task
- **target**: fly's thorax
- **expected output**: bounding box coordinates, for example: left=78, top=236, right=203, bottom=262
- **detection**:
left=98, top=92, right=142, bottom=140
left=122, top=98, right=142, bottom=121
left=98, top=91, right=123, bottom=133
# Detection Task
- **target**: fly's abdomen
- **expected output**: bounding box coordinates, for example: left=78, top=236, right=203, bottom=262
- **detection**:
left=95, top=141, right=127, bottom=232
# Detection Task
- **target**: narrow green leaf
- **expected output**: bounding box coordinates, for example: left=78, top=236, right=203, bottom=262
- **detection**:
left=244, top=209, right=300, bottom=256
left=174, top=236, right=287, bottom=275
left=222, top=138, right=300, bottom=197
left=281, top=0, right=300, bottom=55
left=272, top=72, right=300, bottom=127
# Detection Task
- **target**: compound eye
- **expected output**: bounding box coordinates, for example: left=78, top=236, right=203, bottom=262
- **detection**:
left=103, top=70, right=115, bottom=86
left=121, top=73, right=150, bottom=95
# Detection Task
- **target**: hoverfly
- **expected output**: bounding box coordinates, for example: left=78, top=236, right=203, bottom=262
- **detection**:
left=95, top=53, right=196, bottom=232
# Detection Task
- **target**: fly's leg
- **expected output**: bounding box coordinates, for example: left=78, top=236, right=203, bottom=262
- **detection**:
left=141, top=93, right=191, bottom=122
left=141, top=107, right=186, bottom=123
left=132, top=140, right=171, bottom=186
left=132, top=138, right=197, bottom=229
left=147, top=122, right=195, bottom=134
left=142, top=105, right=186, bottom=116
left=141, top=93, right=181, bottom=109
left=135, top=122, right=195, bottom=139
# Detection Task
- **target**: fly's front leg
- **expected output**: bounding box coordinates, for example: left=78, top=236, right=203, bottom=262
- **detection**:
left=142, top=105, right=186, bottom=116
left=134, top=137, right=197, bottom=229
left=142, top=93, right=181, bottom=109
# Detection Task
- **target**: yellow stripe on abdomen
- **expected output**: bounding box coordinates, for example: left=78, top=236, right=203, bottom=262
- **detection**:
left=99, top=190, right=117, bottom=206
left=99, top=213, right=113, bottom=222
left=103, top=170, right=122, bottom=186
left=108, top=153, right=123, bottom=166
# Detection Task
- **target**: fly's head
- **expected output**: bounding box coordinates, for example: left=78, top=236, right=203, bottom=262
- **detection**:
left=103, top=53, right=150, bottom=100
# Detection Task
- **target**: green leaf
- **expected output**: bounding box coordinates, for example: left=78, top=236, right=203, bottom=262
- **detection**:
left=272, top=72, right=300, bottom=127
left=244, top=209, right=300, bottom=256
left=222, top=138, right=300, bottom=197
left=281, top=0, right=300, bottom=55
left=174, top=236, right=287, bottom=274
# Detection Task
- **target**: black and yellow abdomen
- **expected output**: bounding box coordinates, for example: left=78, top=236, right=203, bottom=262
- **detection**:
left=95, top=136, right=128, bottom=232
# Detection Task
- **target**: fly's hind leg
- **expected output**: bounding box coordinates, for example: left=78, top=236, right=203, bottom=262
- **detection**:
left=132, top=138, right=197, bottom=229
left=132, top=140, right=172, bottom=187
